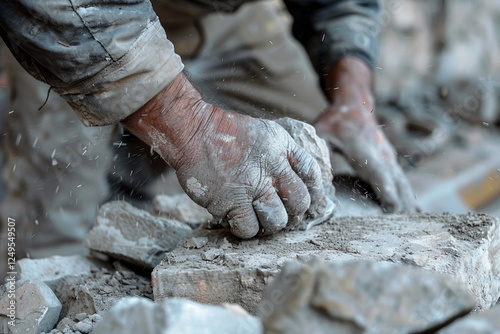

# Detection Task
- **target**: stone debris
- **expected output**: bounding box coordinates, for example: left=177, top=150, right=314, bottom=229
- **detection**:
left=92, top=297, right=263, bottom=334
left=17, top=255, right=98, bottom=292
left=154, top=193, right=213, bottom=226
left=0, top=280, right=62, bottom=334
left=54, top=261, right=153, bottom=317
left=261, top=259, right=475, bottom=334
left=42, top=312, right=103, bottom=334
left=441, top=304, right=500, bottom=334
left=153, top=213, right=500, bottom=314
left=85, top=201, right=193, bottom=268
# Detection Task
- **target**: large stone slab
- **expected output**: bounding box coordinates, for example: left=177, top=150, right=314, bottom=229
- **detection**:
left=85, top=201, right=192, bottom=268
left=152, top=213, right=500, bottom=314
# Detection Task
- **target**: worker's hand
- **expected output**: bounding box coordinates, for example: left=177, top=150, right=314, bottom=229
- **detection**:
left=123, top=73, right=327, bottom=238
left=316, top=57, right=415, bottom=213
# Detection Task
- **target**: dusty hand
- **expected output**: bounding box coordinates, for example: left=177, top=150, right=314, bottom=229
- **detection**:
left=317, top=57, right=415, bottom=213
left=123, top=73, right=327, bottom=238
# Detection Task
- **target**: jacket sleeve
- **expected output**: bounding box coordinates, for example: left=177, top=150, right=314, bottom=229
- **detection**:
left=0, top=0, right=184, bottom=126
left=283, top=0, right=379, bottom=77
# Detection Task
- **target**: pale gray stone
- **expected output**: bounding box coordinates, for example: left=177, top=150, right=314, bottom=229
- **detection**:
left=72, top=320, right=92, bottom=334
left=261, top=260, right=474, bottom=334
left=92, top=297, right=262, bottom=334
left=0, top=281, right=62, bottom=334
left=153, top=213, right=500, bottom=314
left=56, top=317, right=76, bottom=332
left=85, top=201, right=192, bottom=268
left=17, top=256, right=97, bottom=293
left=154, top=193, right=213, bottom=225
left=441, top=304, right=500, bottom=334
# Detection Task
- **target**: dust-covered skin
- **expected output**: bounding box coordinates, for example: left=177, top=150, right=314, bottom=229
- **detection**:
left=316, top=57, right=416, bottom=213
left=123, top=73, right=327, bottom=239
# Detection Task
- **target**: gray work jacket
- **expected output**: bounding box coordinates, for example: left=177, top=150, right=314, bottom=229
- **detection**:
left=0, top=0, right=379, bottom=127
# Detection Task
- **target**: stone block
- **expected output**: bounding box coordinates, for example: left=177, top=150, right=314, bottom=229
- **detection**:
left=85, top=201, right=192, bottom=268
left=152, top=213, right=500, bottom=314
left=0, top=281, right=62, bottom=334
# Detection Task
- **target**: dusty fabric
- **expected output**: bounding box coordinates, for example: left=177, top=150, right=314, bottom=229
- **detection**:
left=0, top=0, right=184, bottom=126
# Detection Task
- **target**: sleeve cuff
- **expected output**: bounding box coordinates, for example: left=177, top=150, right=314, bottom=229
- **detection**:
left=53, top=20, right=184, bottom=127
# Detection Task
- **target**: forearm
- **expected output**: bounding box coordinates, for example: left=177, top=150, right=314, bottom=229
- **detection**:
left=325, top=56, right=374, bottom=111
left=0, top=0, right=183, bottom=126
left=284, top=0, right=379, bottom=77
left=121, top=72, right=217, bottom=169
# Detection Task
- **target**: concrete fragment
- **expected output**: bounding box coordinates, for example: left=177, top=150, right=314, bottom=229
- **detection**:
left=17, top=256, right=97, bottom=294
left=56, top=317, right=75, bottom=331
left=72, top=319, right=92, bottom=334
left=153, top=213, right=500, bottom=314
left=154, top=193, right=213, bottom=225
left=441, top=304, right=500, bottom=334
left=0, top=280, right=62, bottom=334
left=261, top=260, right=474, bottom=334
left=92, top=297, right=263, bottom=334
left=85, top=201, right=192, bottom=268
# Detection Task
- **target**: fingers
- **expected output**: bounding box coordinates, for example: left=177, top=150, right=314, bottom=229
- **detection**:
left=274, top=170, right=311, bottom=228
left=226, top=204, right=260, bottom=239
left=253, top=187, right=289, bottom=235
left=287, top=145, right=326, bottom=217
left=355, top=154, right=416, bottom=213
left=226, top=186, right=289, bottom=238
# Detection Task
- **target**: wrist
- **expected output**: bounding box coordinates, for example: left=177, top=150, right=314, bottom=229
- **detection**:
left=121, top=72, right=215, bottom=168
left=324, top=56, right=374, bottom=109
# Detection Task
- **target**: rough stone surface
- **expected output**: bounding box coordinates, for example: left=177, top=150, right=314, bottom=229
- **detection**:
left=92, top=297, right=263, bottom=334
left=153, top=213, right=500, bottom=314
left=441, top=304, right=500, bottom=334
left=261, top=259, right=475, bottom=334
left=85, top=201, right=192, bottom=268
left=17, top=256, right=98, bottom=293
left=154, top=193, right=213, bottom=225
left=0, top=280, right=62, bottom=334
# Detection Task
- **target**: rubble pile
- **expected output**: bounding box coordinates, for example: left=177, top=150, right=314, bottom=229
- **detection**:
left=1, top=197, right=499, bottom=333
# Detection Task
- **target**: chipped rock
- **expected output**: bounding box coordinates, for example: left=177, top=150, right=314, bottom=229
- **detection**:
left=0, top=280, right=62, bottom=334
left=85, top=201, right=192, bottom=268
left=261, top=260, right=475, bottom=334
left=184, top=237, right=208, bottom=249
left=72, top=319, right=92, bottom=334
left=56, top=317, right=76, bottom=331
left=92, top=297, right=262, bottom=334
left=201, top=249, right=223, bottom=261
left=153, top=193, right=213, bottom=225
left=17, top=256, right=97, bottom=293
left=153, top=213, right=500, bottom=314
left=74, top=313, right=87, bottom=322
